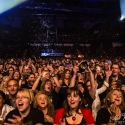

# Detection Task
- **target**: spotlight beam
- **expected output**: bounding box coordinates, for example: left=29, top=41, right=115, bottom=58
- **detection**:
left=120, top=0, right=125, bottom=20
left=0, top=0, right=27, bottom=14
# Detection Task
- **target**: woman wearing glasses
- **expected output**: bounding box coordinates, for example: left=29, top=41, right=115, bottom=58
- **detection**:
left=4, top=88, right=45, bottom=125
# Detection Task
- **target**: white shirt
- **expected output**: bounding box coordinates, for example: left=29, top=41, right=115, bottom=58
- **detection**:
left=92, top=81, right=109, bottom=121
left=0, top=104, right=15, bottom=120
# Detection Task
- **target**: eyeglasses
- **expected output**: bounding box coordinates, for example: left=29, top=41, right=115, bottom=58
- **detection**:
left=16, top=96, right=29, bottom=100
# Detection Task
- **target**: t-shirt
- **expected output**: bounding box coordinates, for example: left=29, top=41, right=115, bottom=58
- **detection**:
left=96, top=107, right=125, bottom=125
left=44, top=89, right=60, bottom=110
left=4, top=107, right=45, bottom=125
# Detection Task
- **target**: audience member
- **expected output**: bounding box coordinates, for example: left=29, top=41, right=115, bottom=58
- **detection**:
left=0, top=90, right=14, bottom=120
left=4, top=88, right=45, bottom=125
left=4, top=79, right=19, bottom=108
left=96, top=89, right=125, bottom=125
left=34, top=91, right=55, bottom=125
left=54, top=87, right=94, bottom=125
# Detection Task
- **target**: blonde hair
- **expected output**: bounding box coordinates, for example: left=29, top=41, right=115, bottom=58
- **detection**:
left=33, top=91, right=54, bottom=109
left=42, top=71, right=50, bottom=79
left=103, top=89, right=125, bottom=110
left=0, top=76, right=10, bottom=88
left=0, top=76, right=10, bottom=94
left=17, top=88, right=34, bottom=103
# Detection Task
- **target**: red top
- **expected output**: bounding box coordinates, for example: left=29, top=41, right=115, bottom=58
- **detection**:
left=54, top=108, right=94, bottom=124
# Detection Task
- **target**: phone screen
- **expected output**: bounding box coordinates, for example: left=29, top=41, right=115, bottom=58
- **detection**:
left=117, top=79, right=122, bottom=88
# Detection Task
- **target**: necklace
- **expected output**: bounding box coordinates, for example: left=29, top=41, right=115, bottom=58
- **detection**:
left=72, top=113, right=77, bottom=121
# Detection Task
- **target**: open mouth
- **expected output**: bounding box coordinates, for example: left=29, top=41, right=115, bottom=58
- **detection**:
left=11, top=90, right=16, bottom=92
left=41, top=102, right=45, bottom=104
left=115, top=99, right=120, bottom=102
left=47, top=87, right=51, bottom=90
left=18, top=103, right=24, bottom=107
left=70, top=102, right=75, bottom=104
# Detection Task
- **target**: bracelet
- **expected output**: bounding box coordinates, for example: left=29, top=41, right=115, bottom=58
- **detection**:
left=109, top=116, right=116, bottom=123
left=115, top=115, right=120, bottom=120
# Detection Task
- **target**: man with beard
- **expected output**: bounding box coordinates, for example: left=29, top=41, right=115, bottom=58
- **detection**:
left=4, top=79, right=19, bottom=108
left=21, top=73, right=36, bottom=90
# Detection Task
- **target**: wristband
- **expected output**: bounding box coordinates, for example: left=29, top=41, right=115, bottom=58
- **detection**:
left=109, top=117, right=116, bottom=123
left=115, top=115, right=120, bottom=120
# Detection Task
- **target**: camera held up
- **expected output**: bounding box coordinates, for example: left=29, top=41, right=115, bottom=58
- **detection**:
left=79, top=61, right=88, bottom=72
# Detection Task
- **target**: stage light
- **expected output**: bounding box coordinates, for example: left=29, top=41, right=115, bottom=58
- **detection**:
left=120, top=15, right=125, bottom=20
left=120, top=0, right=125, bottom=21
left=0, top=0, right=27, bottom=14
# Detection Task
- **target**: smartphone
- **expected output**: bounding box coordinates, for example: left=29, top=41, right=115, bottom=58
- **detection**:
left=22, top=72, right=30, bottom=76
left=117, top=79, right=122, bottom=88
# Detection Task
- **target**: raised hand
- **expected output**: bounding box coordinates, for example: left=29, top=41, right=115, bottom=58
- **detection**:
left=59, top=118, right=66, bottom=125
left=4, top=115, right=23, bottom=125
left=109, top=103, right=121, bottom=120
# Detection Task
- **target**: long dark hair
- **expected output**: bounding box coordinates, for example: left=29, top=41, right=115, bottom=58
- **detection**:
left=60, top=69, right=72, bottom=85
left=63, top=87, right=85, bottom=117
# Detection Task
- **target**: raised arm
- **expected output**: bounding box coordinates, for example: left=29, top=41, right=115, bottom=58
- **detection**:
left=97, top=81, right=109, bottom=95
left=50, top=66, right=61, bottom=93
left=32, top=68, right=43, bottom=91
left=31, top=63, right=37, bottom=74
left=19, top=60, right=25, bottom=74
left=69, top=66, right=78, bottom=87
left=97, top=71, right=111, bottom=94
left=52, top=75, right=61, bottom=93
left=88, top=67, right=97, bottom=99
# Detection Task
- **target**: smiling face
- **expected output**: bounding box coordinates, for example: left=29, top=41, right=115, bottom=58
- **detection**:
left=16, top=91, right=31, bottom=113
left=8, top=67, right=14, bottom=75
left=86, top=81, right=91, bottom=91
left=27, top=74, right=35, bottom=86
left=37, top=94, right=48, bottom=109
left=44, top=72, right=50, bottom=79
left=65, top=70, right=70, bottom=79
left=7, top=80, right=19, bottom=96
left=95, top=65, right=101, bottom=74
left=108, top=90, right=122, bottom=106
left=104, top=63, right=109, bottom=71
left=2, top=77, right=10, bottom=88
left=13, top=71, right=20, bottom=80
left=111, top=64, right=120, bottom=76
left=67, top=91, right=81, bottom=110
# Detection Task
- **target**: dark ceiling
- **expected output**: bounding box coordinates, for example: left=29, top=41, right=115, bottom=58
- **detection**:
left=0, top=0, right=124, bottom=43
left=5, top=0, right=120, bottom=17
